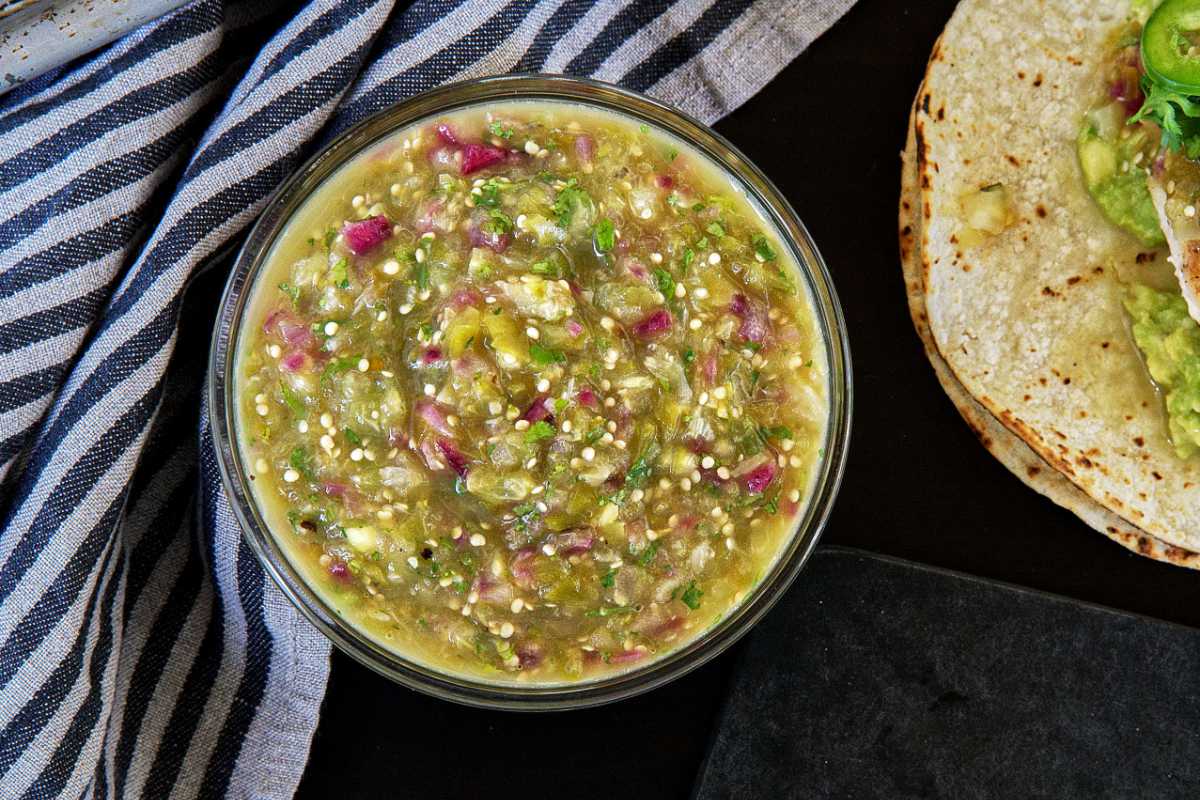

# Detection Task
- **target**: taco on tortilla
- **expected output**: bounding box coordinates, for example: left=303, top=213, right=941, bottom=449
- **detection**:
left=907, top=0, right=1200, bottom=564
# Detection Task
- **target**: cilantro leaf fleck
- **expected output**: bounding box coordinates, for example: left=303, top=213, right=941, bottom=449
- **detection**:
left=530, top=342, right=566, bottom=365
left=524, top=420, right=555, bottom=444
left=653, top=267, right=675, bottom=299
left=278, top=282, right=300, bottom=306
left=625, top=442, right=660, bottom=490
left=762, top=425, right=792, bottom=441
left=288, top=446, right=314, bottom=480
left=475, top=179, right=502, bottom=208
left=279, top=383, right=305, bottom=417
left=413, top=260, right=430, bottom=291
left=593, top=218, right=615, bottom=253
left=482, top=208, right=513, bottom=235
left=330, top=257, right=349, bottom=289
left=680, top=581, right=703, bottom=610
left=553, top=179, right=592, bottom=228
left=1130, top=77, right=1200, bottom=158
left=752, top=234, right=778, bottom=262
left=320, top=355, right=359, bottom=385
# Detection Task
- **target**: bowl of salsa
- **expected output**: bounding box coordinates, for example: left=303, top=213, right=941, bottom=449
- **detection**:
left=209, top=75, right=851, bottom=709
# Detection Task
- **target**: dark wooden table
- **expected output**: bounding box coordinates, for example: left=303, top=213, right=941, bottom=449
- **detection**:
left=297, top=2, right=1200, bottom=796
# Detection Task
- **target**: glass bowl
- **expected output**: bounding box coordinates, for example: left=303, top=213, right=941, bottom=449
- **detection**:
left=208, top=74, right=852, bottom=710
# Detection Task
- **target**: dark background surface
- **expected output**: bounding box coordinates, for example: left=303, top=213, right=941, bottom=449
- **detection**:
left=694, top=549, right=1200, bottom=799
left=297, top=1, right=1200, bottom=797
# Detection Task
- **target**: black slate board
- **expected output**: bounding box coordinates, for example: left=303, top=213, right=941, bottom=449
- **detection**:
left=694, top=548, right=1200, bottom=799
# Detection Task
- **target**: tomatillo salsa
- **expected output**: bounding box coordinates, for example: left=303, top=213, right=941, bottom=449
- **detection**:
left=236, top=103, right=829, bottom=683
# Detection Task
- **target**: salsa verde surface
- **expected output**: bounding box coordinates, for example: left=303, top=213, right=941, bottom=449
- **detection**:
left=236, top=102, right=829, bottom=683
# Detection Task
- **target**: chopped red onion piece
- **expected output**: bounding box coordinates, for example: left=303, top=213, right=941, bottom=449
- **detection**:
left=278, top=321, right=312, bottom=347
left=510, top=548, right=536, bottom=589
left=280, top=351, right=308, bottom=373
left=415, top=197, right=447, bottom=233
left=517, top=644, right=543, bottom=669
left=452, top=353, right=485, bottom=377
left=632, top=308, right=672, bottom=337
left=634, top=613, right=685, bottom=638
left=554, top=530, right=594, bottom=557
left=521, top=396, right=553, bottom=423
left=342, top=215, right=392, bottom=255
left=262, top=308, right=286, bottom=333
left=467, top=218, right=511, bottom=253
left=702, top=348, right=719, bottom=384
left=741, top=460, right=777, bottom=494
left=575, top=134, right=594, bottom=162
left=437, top=438, right=469, bottom=477
left=729, top=293, right=770, bottom=344
left=461, top=143, right=508, bottom=175
left=416, top=401, right=454, bottom=436
left=671, top=514, right=700, bottom=532
left=607, top=649, right=646, bottom=665
left=471, top=571, right=512, bottom=604
left=450, top=287, right=483, bottom=309
left=434, top=122, right=461, bottom=146
left=566, top=319, right=583, bottom=337
left=577, top=387, right=599, bottom=409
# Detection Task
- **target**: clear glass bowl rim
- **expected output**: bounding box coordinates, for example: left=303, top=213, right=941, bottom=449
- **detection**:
left=207, top=73, right=853, bottom=711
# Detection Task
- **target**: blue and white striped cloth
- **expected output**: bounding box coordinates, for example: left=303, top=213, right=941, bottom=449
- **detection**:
left=0, top=1, right=852, bottom=796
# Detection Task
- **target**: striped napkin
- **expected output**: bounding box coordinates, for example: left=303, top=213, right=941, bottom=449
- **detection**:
left=0, top=1, right=853, bottom=797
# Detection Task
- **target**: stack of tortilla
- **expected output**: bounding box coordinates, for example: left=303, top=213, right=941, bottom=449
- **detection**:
left=901, top=0, right=1200, bottom=566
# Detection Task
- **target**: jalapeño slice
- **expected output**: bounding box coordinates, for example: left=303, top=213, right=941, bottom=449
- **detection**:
left=1143, top=0, right=1200, bottom=95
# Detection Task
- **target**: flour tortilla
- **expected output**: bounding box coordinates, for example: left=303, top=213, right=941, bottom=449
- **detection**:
left=915, top=0, right=1200, bottom=556
left=902, top=96, right=1199, bottom=567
